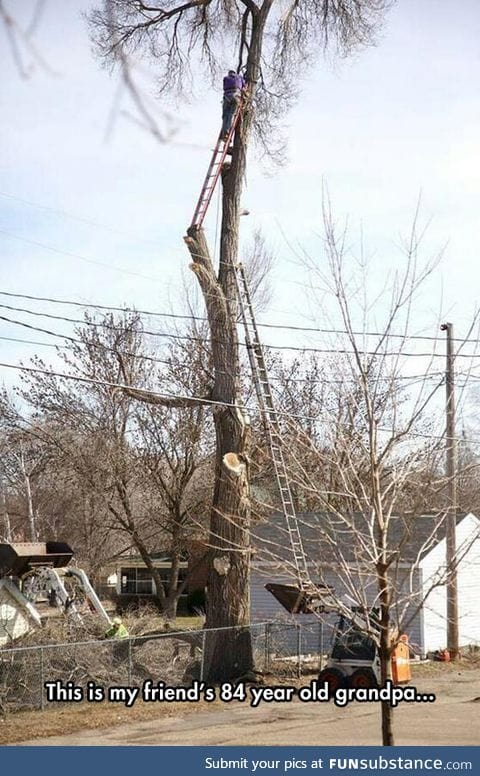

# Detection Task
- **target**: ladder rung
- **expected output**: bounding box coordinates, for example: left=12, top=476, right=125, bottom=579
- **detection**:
left=234, top=263, right=311, bottom=590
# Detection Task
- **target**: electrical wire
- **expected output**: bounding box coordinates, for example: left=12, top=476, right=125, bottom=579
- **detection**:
left=0, top=191, right=163, bottom=248
left=0, top=323, right=445, bottom=389
left=0, top=358, right=449, bottom=439
left=1, top=300, right=478, bottom=359
left=2, top=228, right=478, bottom=348
left=0, top=289, right=473, bottom=344
left=0, top=228, right=162, bottom=283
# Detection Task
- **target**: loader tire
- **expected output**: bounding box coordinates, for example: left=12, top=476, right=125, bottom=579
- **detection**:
left=318, top=667, right=345, bottom=698
left=349, top=667, right=378, bottom=690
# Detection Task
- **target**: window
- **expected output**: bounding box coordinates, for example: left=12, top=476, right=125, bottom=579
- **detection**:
left=136, top=569, right=153, bottom=594
left=331, top=617, right=376, bottom=662
left=119, top=565, right=188, bottom=595
left=120, top=568, right=153, bottom=595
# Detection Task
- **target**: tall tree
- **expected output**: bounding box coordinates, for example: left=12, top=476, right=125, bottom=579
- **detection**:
left=89, top=0, right=392, bottom=681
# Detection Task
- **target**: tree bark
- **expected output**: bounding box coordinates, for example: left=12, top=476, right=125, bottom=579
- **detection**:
left=183, top=0, right=273, bottom=683
left=378, top=562, right=394, bottom=746
left=184, top=226, right=253, bottom=680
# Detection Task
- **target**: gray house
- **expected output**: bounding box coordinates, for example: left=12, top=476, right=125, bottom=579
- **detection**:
left=250, top=511, right=480, bottom=657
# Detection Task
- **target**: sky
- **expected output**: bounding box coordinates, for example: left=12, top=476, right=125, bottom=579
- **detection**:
left=1, top=0, right=480, bottom=413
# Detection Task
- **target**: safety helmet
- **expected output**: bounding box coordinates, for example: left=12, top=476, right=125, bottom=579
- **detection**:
left=112, top=616, right=122, bottom=625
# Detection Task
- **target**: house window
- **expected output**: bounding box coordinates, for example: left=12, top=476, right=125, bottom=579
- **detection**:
left=119, top=565, right=188, bottom=595
left=120, top=568, right=153, bottom=595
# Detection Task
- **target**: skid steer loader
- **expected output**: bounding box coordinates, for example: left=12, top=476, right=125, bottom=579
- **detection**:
left=265, top=582, right=411, bottom=691
left=0, top=541, right=112, bottom=645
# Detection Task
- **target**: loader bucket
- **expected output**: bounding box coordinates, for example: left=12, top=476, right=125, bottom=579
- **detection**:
left=265, top=582, right=337, bottom=615
left=0, top=541, right=74, bottom=578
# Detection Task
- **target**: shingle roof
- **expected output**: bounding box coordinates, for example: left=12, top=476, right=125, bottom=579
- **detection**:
left=251, top=511, right=474, bottom=567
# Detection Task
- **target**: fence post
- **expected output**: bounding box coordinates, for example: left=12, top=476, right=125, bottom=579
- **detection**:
left=40, top=647, right=45, bottom=711
left=200, top=631, right=206, bottom=681
left=264, top=623, right=271, bottom=673
left=127, top=638, right=132, bottom=684
left=296, top=624, right=302, bottom=679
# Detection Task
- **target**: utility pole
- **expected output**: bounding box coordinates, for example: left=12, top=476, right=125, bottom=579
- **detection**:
left=440, top=322, right=459, bottom=659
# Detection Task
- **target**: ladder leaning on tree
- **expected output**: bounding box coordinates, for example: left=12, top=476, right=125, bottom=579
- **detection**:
left=234, top=264, right=341, bottom=615
left=234, top=264, right=311, bottom=588
left=189, top=93, right=247, bottom=231
left=188, top=86, right=334, bottom=613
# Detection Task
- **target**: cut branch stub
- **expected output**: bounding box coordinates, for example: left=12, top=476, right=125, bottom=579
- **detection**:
left=223, top=451, right=246, bottom=476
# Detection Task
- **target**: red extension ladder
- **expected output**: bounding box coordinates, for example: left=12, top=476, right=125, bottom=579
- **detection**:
left=189, top=99, right=245, bottom=230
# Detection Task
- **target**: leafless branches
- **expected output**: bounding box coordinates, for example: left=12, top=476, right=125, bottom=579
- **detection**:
left=89, top=0, right=393, bottom=159
left=1, top=0, right=56, bottom=78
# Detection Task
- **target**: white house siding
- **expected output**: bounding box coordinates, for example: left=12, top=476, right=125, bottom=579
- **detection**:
left=420, top=512, right=480, bottom=653
left=250, top=567, right=424, bottom=657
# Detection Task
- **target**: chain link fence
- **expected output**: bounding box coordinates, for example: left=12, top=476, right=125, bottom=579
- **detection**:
left=0, top=619, right=335, bottom=714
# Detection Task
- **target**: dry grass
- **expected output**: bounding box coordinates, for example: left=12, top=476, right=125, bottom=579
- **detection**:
left=9, top=610, right=203, bottom=648
left=412, top=650, right=480, bottom=677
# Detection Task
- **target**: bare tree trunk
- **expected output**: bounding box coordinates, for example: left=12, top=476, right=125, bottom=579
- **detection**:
left=181, top=17, right=276, bottom=683
left=135, top=542, right=166, bottom=610
left=20, top=446, right=37, bottom=541
left=165, top=548, right=181, bottom=620
left=1, top=484, right=12, bottom=542
left=184, top=225, right=253, bottom=680
left=378, top=563, right=394, bottom=746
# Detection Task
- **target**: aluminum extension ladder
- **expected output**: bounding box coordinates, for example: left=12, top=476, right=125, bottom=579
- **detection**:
left=190, top=99, right=245, bottom=231
left=234, top=263, right=311, bottom=589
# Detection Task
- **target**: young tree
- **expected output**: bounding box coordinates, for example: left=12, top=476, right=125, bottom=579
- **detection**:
left=89, top=0, right=392, bottom=682
left=253, top=209, right=479, bottom=745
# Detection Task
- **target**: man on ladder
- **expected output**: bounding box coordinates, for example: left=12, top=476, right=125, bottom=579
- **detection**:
left=221, top=69, right=246, bottom=139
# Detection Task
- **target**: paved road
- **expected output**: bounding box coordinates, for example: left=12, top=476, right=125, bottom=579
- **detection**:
left=15, top=671, right=480, bottom=746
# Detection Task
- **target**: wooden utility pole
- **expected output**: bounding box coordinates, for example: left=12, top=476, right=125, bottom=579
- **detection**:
left=440, top=322, right=459, bottom=658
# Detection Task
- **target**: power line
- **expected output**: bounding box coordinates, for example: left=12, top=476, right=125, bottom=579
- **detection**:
left=0, top=191, right=163, bottom=248
left=0, top=359, right=448, bottom=438
left=0, top=325, right=172, bottom=368
left=0, top=229, right=162, bottom=283
left=2, top=228, right=479, bottom=356
left=0, top=327, right=445, bottom=389
left=2, top=299, right=480, bottom=359
left=1, top=288, right=478, bottom=345
left=0, top=290, right=200, bottom=324
left=2, top=229, right=478, bottom=349
left=0, top=359, right=327, bottom=420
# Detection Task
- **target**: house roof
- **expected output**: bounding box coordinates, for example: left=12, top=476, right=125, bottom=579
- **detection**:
left=251, top=511, right=475, bottom=568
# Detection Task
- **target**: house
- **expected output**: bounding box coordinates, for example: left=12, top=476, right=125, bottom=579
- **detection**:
left=250, top=511, right=480, bottom=657
left=420, top=511, right=480, bottom=651
left=101, top=545, right=208, bottom=609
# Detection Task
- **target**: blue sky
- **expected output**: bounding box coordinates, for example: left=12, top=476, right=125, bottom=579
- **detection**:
left=1, top=0, right=479, bottom=404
